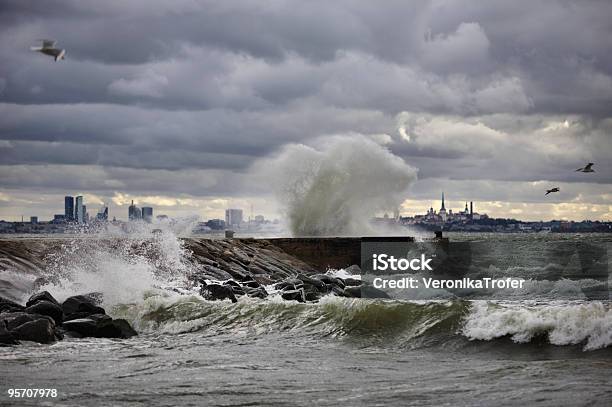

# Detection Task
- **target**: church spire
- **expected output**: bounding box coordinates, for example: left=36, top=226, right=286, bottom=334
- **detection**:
left=441, top=192, right=445, bottom=211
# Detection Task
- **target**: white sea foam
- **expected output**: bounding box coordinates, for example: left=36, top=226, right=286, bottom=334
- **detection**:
left=462, top=301, right=612, bottom=350
left=36, top=221, right=195, bottom=307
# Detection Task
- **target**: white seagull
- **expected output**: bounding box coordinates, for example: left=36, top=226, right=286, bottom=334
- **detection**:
left=30, top=39, right=66, bottom=61
left=575, top=162, right=595, bottom=173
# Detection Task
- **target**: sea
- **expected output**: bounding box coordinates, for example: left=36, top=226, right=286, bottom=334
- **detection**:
left=1, top=232, right=611, bottom=407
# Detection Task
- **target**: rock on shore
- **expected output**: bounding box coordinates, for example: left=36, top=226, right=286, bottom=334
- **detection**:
left=0, top=291, right=137, bottom=346
left=195, top=266, right=389, bottom=304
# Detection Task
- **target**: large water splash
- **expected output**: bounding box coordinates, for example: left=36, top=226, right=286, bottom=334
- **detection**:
left=33, top=218, right=199, bottom=307
left=254, top=136, right=417, bottom=236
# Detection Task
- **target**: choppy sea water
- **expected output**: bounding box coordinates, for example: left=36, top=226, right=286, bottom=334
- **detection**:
left=1, top=232, right=611, bottom=406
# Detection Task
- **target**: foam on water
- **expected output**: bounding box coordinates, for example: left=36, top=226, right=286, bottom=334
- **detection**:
left=463, top=301, right=612, bottom=350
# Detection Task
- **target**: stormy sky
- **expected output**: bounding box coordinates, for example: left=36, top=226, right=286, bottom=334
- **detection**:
left=0, top=0, right=611, bottom=222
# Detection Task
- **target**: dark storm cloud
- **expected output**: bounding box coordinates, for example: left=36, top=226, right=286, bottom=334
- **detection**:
left=0, top=0, right=611, bottom=220
left=1, top=0, right=611, bottom=112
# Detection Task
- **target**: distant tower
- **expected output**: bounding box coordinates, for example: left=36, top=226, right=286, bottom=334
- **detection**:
left=64, top=196, right=75, bottom=221
left=225, top=209, right=243, bottom=228
left=129, top=200, right=141, bottom=221
left=142, top=207, right=153, bottom=223
left=75, top=196, right=84, bottom=223
left=470, top=201, right=473, bottom=218
left=438, top=192, right=447, bottom=221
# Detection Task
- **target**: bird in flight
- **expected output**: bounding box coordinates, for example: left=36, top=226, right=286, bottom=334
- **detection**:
left=30, top=39, right=66, bottom=61
left=545, top=187, right=560, bottom=195
left=575, top=163, right=595, bottom=173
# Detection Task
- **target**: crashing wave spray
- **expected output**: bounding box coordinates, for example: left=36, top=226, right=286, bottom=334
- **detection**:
left=33, top=219, right=199, bottom=307
left=255, top=136, right=417, bottom=236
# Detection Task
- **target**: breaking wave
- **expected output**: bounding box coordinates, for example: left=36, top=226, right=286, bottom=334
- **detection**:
left=2, top=230, right=611, bottom=352
left=252, top=135, right=418, bottom=236
left=111, top=294, right=612, bottom=352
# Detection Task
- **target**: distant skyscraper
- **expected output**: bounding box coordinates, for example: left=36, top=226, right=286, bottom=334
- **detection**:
left=225, top=209, right=243, bottom=227
left=82, top=205, right=87, bottom=223
left=97, top=205, right=109, bottom=221
left=128, top=200, right=142, bottom=221
left=30, top=216, right=38, bottom=224
left=75, top=196, right=84, bottom=223
left=64, top=196, right=74, bottom=221
left=142, top=207, right=153, bottom=223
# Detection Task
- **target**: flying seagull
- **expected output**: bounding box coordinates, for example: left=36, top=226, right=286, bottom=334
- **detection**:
left=575, top=162, right=594, bottom=172
left=30, top=39, right=66, bottom=61
left=545, top=187, right=560, bottom=195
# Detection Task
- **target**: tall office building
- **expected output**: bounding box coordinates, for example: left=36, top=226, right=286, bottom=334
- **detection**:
left=225, top=209, right=243, bottom=227
left=65, top=196, right=74, bottom=221
left=142, top=207, right=153, bottom=223
left=75, top=196, right=84, bottom=223
left=128, top=200, right=142, bottom=221
left=97, top=205, right=109, bottom=221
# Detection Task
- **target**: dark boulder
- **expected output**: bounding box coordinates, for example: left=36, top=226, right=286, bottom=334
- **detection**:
left=296, top=274, right=326, bottom=291
left=330, top=285, right=346, bottom=297
left=313, top=274, right=345, bottom=289
left=1, top=312, right=43, bottom=330
left=11, top=318, right=56, bottom=344
left=62, top=318, right=99, bottom=337
left=304, top=290, right=321, bottom=302
left=96, top=319, right=137, bottom=339
left=0, top=297, right=24, bottom=313
left=342, top=286, right=362, bottom=298
left=200, top=283, right=238, bottom=303
left=361, top=285, right=391, bottom=299
left=226, top=284, right=246, bottom=297
left=26, top=300, right=63, bottom=325
left=341, top=278, right=362, bottom=287
left=63, top=315, right=137, bottom=339
left=26, top=291, right=59, bottom=307
left=281, top=289, right=306, bottom=303
left=275, top=278, right=304, bottom=291
left=244, top=287, right=268, bottom=299
left=242, top=279, right=261, bottom=288
left=62, top=295, right=106, bottom=320
left=0, top=322, right=18, bottom=345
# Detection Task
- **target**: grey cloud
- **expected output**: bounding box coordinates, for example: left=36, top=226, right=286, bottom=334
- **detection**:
left=1, top=1, right=610, bottom=114
left=0, top=1, right=611, bottom=220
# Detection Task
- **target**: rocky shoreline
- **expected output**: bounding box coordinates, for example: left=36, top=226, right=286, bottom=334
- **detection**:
left=1, top=291, right=137, bottom=345
left=0, top=237, right=391, bottom=346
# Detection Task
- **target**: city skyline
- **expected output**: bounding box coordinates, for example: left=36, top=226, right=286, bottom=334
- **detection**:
left=0, top=2, right=610, bottom=222
left=0, top=189, right=608, bottom=224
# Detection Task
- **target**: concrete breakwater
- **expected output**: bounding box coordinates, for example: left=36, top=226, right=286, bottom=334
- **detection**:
left=0, top=237, right=392, bottom=306
left=0, top=236, right=387, bottom=345
left=0, top=237, right=369, bottom=282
